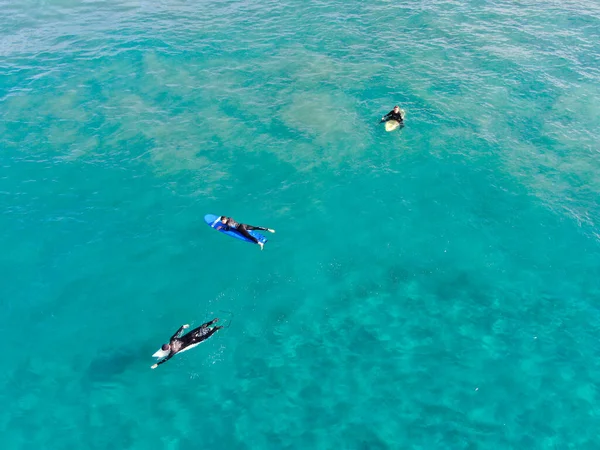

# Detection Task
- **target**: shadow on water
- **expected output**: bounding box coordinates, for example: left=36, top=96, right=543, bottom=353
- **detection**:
left=85, top=346, right=148, bottom=383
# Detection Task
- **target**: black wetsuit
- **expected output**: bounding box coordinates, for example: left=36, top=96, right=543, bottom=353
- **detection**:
left=155, top=319, right=222, bottom=367
left=218, top=217, right=268, bottom=244
left=381, top=109, right=404, bottom=123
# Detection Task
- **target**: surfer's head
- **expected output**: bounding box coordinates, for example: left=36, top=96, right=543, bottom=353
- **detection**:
left=161, top=343, right=171, bottom=352
left=220, top=216, right=228, bottom=223
left=393, top=105, right=400, bottom=112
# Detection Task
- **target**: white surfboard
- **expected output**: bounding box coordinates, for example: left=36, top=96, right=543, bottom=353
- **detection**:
left=152, top=342, right=201, bottom=359
left=152, top=348, right=169, bottom=359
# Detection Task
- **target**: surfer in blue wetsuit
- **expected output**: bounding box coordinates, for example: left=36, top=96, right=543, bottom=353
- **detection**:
left=151, top=319, right=222, bottom=369
left=217, top=216, right=275, bottom=250
left=380, top=105, right=404, bottom=125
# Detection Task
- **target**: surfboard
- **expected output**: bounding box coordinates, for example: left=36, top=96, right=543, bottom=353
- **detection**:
left=384, top=109, right=405, bottom=132
left=204, top=214, right=267, bottom=244
left=385, top=120, right=400, bottom=132
left=153, top=342, right=201, bottom=359
left=153, top=348, right=169, bottom=358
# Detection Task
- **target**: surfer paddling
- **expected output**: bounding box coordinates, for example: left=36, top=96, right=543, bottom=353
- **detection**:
left=151, top=319, right=222, bottom=369
left=380, top=105, right=405, bottom=125
left=216, top=216, right=275, bottom=250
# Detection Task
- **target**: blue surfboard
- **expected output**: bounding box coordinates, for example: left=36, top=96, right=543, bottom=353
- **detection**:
left=204, top=214, right=267, bottom=244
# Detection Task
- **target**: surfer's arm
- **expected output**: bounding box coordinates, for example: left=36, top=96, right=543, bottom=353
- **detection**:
left=152, top=353, right=174, bottom=369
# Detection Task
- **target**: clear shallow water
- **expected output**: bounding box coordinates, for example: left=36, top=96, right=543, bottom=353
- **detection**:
left=2, top=0, right=600, bottom=448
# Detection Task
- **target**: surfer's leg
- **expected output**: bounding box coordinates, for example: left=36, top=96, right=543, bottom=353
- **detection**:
left=186, top=326, right=211, bottom=343
left=244, top=224, right=268, bottom=231
left=236, top=225, right=259, bottom=244
left=187, top=326, right=205, bottom=339
left=245, top=224, right=275, bottom=233
left=190, top=326, right=221, bottom=344
left=189, top=319, right=217, bottom=337
left=199, top=318, right=218, bottom=328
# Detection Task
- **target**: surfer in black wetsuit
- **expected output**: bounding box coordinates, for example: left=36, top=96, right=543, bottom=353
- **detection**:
left=217, top=216, right=275, bottom=250
left=380, top=105, right=404, bottom=125
left=151, top=319, right=222, bottom=369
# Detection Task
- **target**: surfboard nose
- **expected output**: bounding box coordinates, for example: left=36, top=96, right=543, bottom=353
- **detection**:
left=204, top=214, right=218, bottom=225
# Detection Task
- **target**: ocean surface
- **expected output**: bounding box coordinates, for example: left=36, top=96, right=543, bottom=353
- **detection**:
left=2, top=0, right=600, bottom=448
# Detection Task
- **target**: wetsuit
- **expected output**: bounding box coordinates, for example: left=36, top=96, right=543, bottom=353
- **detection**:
left=381, top=109, right=404, bottom=123
left=155, top=319, right=222, bottom=368
left=218, top=217, right=269, bottom=244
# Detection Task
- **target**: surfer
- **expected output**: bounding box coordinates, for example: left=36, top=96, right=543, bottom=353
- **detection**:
left=151, top=319, right=222, bottom=369
left=380, top=105, right=404, bottom=124
left=217, top=216, right=275, bottom=250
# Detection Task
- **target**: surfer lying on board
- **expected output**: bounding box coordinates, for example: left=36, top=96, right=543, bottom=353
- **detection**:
left=217, top=216, right=275, bottom=250
left=151, top=319, right=222, bottom=369
left=380, top=105, right=404, bottom=124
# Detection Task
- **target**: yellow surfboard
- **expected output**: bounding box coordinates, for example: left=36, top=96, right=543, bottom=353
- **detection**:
left=384, top=109, right=405, bottom=132
left=385, top=120, right=400, bottom=132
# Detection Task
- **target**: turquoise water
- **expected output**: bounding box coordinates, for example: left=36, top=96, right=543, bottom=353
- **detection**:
left=2, top=0, right=600, bottom=448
